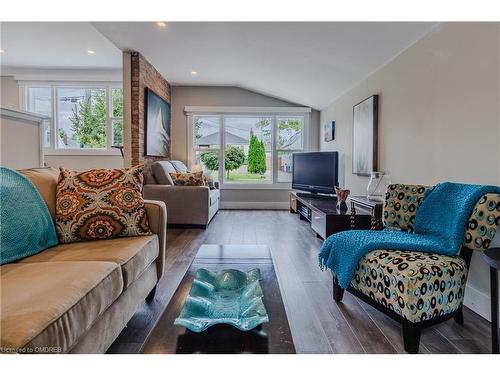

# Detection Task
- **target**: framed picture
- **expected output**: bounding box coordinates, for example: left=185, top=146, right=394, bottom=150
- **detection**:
left=324, top=121, right=335, bottom=142
left=145, top=87, right=171, bottom=157
left=352, top=95, right=378, bottom=175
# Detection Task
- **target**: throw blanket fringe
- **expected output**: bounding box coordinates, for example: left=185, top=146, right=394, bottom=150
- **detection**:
left=319, top=182, right=500, bottom=289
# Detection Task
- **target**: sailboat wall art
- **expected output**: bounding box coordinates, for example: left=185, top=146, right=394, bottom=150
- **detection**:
left=145, top=87, right=171, bottom=157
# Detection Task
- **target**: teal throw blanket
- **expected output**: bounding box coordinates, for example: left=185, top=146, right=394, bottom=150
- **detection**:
left=319, top=182, right=500, bottom=288
left=0, top=167, right=58, bottom=264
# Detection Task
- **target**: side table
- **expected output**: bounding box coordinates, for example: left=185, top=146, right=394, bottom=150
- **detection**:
left=349, top=196, right=384, bottom=230
left=483, top=247, right=500, bottom=354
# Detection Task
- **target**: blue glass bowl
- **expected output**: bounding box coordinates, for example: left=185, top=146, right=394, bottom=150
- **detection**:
left=174, top=268, right=269, bottom=333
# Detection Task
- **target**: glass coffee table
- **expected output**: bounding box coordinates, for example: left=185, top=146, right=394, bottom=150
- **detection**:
left=141, top=244, right=295, bottom=354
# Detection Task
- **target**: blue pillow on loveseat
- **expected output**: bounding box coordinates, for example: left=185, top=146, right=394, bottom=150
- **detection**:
left=0, top=167, right=58, bottom=264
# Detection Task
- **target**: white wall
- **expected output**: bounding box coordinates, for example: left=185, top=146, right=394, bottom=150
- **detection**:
left=171, top=85, right=320, bottom=161
left=171, top=86, right=320, bottom=207
left=1, top=76, right=20, bottom=109
left=0, top=110, right=44, bottom=169
left=319, top=22, right=500, bottom=319
left=0, top=72, right=123, bottom=170
left=44, top=155, right=123, bottom=170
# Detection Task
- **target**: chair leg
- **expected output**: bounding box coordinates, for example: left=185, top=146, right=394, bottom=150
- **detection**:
left=402, top=322, right=421, bottom=354
left=490, top=267, right=499, bottom=354
left=146, top=286, right=157, bottom=303
left=453, top=306, right=464, bottom=325
left=332, top=276, right=344, bottom=302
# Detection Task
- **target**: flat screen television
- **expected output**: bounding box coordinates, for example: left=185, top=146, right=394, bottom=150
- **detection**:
left=292, top=152, right=339, bottom=195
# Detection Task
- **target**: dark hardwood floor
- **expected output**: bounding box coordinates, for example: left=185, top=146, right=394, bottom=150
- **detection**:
left=108, top=210, right=494, bottom=354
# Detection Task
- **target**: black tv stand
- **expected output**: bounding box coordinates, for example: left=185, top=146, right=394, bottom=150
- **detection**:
left=295, top=191, right=336, bottom=200
left=289, top=191, right=371, bottom=239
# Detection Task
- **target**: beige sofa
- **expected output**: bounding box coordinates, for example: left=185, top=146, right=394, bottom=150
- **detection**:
left=0, top=168, right=167, bottom=354
left=144, top=160, right=219, bottom=228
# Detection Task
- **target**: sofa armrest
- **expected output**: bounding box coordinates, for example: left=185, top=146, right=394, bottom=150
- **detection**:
left=144, top=200, right=167, bottom=280
left=144, top=184, right=210, bottom=204
left=143, top=185, right=210, bottom=225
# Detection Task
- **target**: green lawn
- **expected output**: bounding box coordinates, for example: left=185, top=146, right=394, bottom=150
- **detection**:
left=226, top=173, right=268, bottom=181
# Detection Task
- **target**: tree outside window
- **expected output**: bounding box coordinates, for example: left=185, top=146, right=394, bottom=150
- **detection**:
left=201, top=145, right=245, bottom=178
left=112, top=88, right=123, bottom=146
left=193, top=113, right=305, bottom=184
left=52, top=87, right=123, bottom=150
left=69, top=89, right=107, bottom=148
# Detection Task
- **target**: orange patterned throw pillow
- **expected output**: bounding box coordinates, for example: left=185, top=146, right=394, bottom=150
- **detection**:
left=169, top=171, right=205, bottom=186
left=55, top=166, right=152, bottom=243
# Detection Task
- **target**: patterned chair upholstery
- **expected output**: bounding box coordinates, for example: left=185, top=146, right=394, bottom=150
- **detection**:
left=349, top=184, right=500, bottom=323
left=382, top=184, right=430, bottom=232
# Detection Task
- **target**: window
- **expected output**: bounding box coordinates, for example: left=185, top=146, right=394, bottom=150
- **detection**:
left=193, top=116, right=220, bottom=181
left=188, top=107, right=309, bottom=186
left=111, top=88, right=123, bottom=147
left=25, top=83, right=123, bottom=153
left=223, top=116, right=272, bottom=183
left=276, top=117, right=304, bottom=182
left=56, top=88, right=107, bottom=149
left=27, top=87, right=52, bottom=147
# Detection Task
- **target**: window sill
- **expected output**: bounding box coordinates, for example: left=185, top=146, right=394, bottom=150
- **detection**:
left=220, top=183, right=291, bottom=190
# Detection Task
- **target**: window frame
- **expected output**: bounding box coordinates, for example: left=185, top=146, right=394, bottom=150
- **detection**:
left=21, top=81, right=123, bottom=156
left=275, top=116, right=306, bottom=183
left=192, top=114, right=222, bottom=182
left=22, top=86, right=53, bottom=148
left=110, top=87, right=124, bottom=148
left=186, top=106, right=311, bottom=189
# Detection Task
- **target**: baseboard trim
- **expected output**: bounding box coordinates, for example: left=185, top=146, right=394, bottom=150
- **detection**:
left=220, top=201, right=289, bottom=210
left=464, top=283, right=498, bottom=321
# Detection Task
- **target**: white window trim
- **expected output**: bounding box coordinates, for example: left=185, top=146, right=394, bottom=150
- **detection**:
left=186, top=107, right=311, bottom=190
left=20, top=81, right=123, bottom=156
left=185, top=106, right=311, bottom=114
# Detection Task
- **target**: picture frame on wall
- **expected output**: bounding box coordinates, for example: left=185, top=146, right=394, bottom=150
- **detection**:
left=324, top=121, right=335, bottom=142
left=352, top=94, right=378, bottom=176
left=144, top=87, right=171, bottom=157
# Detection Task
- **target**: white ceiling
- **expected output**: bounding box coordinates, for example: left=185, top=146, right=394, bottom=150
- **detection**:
left=94, top=22, right=437, bottom=109
left=0, top=22, right=122, bottom=69
left=1, top=22, right=437, bottom=109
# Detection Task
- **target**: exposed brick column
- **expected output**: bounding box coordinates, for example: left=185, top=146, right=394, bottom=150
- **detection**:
left=130, top=52, right=171, bottom=172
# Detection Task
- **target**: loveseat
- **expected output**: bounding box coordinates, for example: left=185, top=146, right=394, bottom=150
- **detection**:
left=0, top=167, right=167, bottom=354
left=143, top=160, right=219, bottom=227
left=333, top=184, right=500, bottom=353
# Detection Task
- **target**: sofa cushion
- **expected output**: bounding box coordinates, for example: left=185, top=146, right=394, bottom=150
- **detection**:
left=0, top=261, right=123, bottom=353
left=55, top=166, right=152, bottom=243
left=20, top=167, right=59, bottom=220
left=151, top=161, right=176, bottom=185
left=350, top=249, right=467, bottom=323
left=20, top=235, right=159, bottom=289
left=170, top=160, right=189, bottom=173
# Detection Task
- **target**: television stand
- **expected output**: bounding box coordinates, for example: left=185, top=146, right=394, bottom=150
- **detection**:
left=289, top=191, right=371, bottom=239
left=295, top=192, right=336, bottom=200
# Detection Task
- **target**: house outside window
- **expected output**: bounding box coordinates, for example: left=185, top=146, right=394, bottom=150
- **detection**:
left=24, top=83, right=123, bottom=154
left=187, top=107, right=310, bottom=187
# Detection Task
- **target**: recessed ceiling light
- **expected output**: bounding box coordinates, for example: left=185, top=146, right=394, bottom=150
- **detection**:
left=87, top=49, right=95, bottom=55
left=0, top=49, right=4, bottom=53
left=191, top=71, right=198, bottom=75
left=156, top=22, right=167, bottom=29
